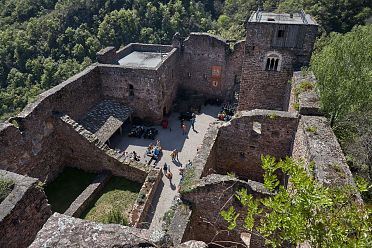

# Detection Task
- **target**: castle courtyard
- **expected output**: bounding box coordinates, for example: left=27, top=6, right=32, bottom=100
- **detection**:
left=111, top=104, right=220, bottom=230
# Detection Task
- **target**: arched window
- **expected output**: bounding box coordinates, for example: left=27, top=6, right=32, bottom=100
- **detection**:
left=264, top=52, right=282, bottom=71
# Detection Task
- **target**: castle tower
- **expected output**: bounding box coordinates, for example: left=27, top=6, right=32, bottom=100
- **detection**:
left=238, top=10, right=318, bottom=111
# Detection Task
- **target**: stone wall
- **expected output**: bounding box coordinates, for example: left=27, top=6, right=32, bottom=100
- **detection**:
left=29, top=213, right=170, bottom=248
left=0, top=66, right=102, bottom=182
left=130, top=168, right=163, bottom=228
left=181, top=174, right=269, bottom=248
left=211, top=110, right=298, bottom=183
left=64, top=171, right=112, bottom=217
left=180, top=33, right=243, bottom=100
left=56, top=114, right=148, bottom=183
left=293, top=116, right=359, bottom=189
left=0, top=170, right=51, bottom=248
left=99, top=47, right=179, bottom=124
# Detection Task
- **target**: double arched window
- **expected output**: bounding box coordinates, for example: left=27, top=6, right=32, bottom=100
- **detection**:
left=264, top=52, right=282, bottom=71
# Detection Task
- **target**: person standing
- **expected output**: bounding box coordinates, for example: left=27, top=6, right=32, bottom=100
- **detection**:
left=190, top=116, right=196, bottom=131
left=182, top=123, right=187, bottom=135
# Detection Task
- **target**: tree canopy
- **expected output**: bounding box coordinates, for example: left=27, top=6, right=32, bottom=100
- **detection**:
left=311, top=25, right=372, bottom=127
left=221, top=155, right=372, bottom=247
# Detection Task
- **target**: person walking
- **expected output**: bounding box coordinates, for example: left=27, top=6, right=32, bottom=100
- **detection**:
left=163, top=162, right=168, bottom=174
left=170, top=149, right=179, bottom=161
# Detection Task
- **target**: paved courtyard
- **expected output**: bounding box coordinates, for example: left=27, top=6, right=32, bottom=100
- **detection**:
left=111, top=105, right=220, bottom=231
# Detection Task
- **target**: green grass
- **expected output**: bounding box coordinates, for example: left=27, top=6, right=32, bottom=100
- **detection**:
left=0, top=179, right=14, bottom=203
left=82, top=176, right=141, bottom=225
left=45, top=167, right=96, bottom=213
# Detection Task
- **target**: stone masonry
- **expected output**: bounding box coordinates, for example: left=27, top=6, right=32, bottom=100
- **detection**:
left=0, top=170, right=51, bottom=248
left=238, top=10, right=318, bottom=111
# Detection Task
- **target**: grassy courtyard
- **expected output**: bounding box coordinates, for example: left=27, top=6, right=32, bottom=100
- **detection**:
left=82, top=176, right=142, bottom=225
left=45, top=167, right=96, bottom=213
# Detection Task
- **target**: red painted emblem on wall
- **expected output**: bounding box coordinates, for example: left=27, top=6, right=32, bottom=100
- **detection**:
left=211, top=66, right=222, bottom=87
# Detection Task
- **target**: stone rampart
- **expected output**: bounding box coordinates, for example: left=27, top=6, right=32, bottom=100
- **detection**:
left=0, top=170, right=51, bottom=248
left=293, top=116, right=358, bottom=189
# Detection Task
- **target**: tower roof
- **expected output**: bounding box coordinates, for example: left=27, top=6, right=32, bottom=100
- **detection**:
left=249, top=10, right=317, bottom=25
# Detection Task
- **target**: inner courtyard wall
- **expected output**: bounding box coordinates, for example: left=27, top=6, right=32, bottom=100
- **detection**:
left=181, top=175, right=268, bottom=247
left=209, top=110, right=298, bottom=183
left=179, top=33, right=244, bottom=100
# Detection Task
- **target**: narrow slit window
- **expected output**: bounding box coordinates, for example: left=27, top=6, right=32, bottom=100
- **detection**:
left=129, top=84, right=134, bottom=96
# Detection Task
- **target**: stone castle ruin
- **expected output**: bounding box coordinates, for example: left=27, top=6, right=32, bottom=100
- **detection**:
left=0, top=10, right=357, bottom=248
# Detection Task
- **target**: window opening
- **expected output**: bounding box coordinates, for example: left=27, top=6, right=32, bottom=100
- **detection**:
left=265, top=54, right=281, bottom=71
left=129, top=84, right=134, bottom=96
left=278, top=30, right=285, bottom=38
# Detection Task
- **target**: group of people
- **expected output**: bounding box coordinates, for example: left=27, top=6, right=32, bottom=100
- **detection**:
left=144, top=140, right=162, bottom=165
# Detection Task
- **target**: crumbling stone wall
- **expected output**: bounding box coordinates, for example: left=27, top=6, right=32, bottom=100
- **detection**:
left=293, top=116, right=358, bottom=188
left=0, top=170, right=51, bottom=248
left=56, top=114, right=148, bottom=183
left=239, top=21, right=318, bottom=111
left=181, top=175, right=268, bottom=248
left=0, top=66, right=102, bottom=182
left=209, top=110, right=298, bottom=183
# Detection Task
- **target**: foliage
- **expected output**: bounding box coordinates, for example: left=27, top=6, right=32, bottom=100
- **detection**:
left=305, top=126, right=317, bottom=134
left=0, top=0, right=215, bottom=120
left=0, top=178, right=14, bottom=203
left=278, top=0, right=372, bottom=34
left=221, top=155, right=372, bottom=248
left=311, top=25, right=372, bottom=127
left=105, top=209, right=128, bottom=225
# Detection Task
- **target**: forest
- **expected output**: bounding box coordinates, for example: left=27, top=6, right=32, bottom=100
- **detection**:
left=0, top=0, right=371, bottom=201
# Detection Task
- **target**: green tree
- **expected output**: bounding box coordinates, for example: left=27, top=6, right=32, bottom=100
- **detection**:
left=98, top=9, right=140, bottom=47
left=221, top=155, right=372, bottom=247
left=311, top=25, right=372, bottom=127
left=278, top=0, right=372, bottom=33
